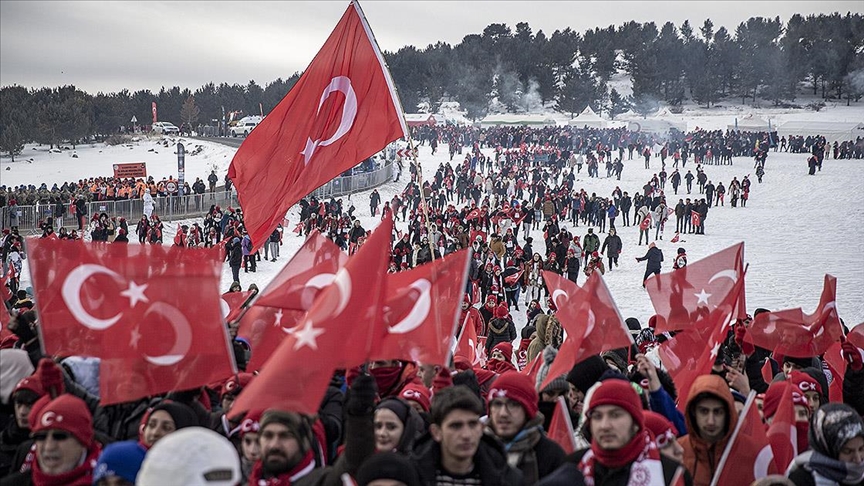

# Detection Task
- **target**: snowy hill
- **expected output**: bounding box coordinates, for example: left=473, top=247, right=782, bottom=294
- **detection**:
left=5, top=102, right=863, bottom=336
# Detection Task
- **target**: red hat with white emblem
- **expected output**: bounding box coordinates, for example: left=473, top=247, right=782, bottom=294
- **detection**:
left=29, top=394, right=94, bottom=446
left=487, top=371, right=538, bottom=419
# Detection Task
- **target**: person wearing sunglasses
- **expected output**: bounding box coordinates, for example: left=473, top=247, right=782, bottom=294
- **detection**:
left=2, top=394, right=100, bottom=486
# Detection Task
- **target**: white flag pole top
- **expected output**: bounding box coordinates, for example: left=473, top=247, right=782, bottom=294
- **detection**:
left=351, top=0, right=409, bottom=138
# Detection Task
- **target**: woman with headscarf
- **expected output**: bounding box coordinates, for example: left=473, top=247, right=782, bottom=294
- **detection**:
left=787, top=403, right=864, bottom=486
left=139, top=401, right=199, bottom=449
left=373, top=398, right=425, bottom=455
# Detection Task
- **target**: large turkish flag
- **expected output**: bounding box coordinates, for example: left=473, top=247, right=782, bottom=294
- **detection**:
left=27, top=239, right=234, bottom=405
left=228, top=2, right=407, bottom=251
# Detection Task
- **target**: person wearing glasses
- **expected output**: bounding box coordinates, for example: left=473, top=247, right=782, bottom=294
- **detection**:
left=2, top=394, right=100, bottom=486
left=485, top=372, right=565, bottom=484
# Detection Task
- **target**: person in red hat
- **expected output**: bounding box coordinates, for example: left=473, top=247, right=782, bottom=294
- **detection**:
left=485, top=303, right=516, bottom=356
left=5, top=394, right=102, bottom=486
left=486, top=342, right=517, bottom=374
left=643, top=410, right=685, bottom=464
left=486, top=371, right=565, bottom=483
left=540, top=378, right=690, bottom=485
left=460, top=293, right=485, bottom=338
left=210, top=373, right=255, bottom=438
left=399, top=384, right=432, bottom=415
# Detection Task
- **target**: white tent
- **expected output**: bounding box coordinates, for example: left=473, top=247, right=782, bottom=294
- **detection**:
left=727, top=114, right=771, bottom=132
left=568, top=106, right=607, bottom=128
left=627, top=118, right=687, bottom=134
left=479, top=114, right=558, bottom=127
left=777, top=121, right=864, bottom=144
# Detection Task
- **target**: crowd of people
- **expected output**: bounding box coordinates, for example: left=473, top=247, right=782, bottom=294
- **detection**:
left=1, top=124, right=863, bottom=486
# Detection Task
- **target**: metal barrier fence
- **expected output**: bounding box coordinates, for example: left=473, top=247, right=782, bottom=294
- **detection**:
left=0, top=159, right=396, bottom=234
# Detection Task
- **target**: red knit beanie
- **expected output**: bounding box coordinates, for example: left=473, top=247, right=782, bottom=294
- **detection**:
left=643, top=410, right=678, bottom=440
left=790, top=370, right=822, bottom=396
left=13, top=376, right=45, bottom=399
left=29, top=394, right=94, bottom=446
left=586, top=379, right=645, bottom=430
left=399, top=384, right=432, bottom=412
left=487, top=371, right=539, bottom=419
left=494, top=302, right=509, bottom=319
left=492, top=342, right=513, bottom=361
left=762, top=381, right=809, bottom=419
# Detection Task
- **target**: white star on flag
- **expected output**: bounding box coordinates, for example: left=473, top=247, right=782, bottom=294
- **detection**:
left=709, top=341, right=721, bottom=359
left=273, top=309, right=283, bottom=327
left=694, top=289, right=712, bottom=306
left=288, top=320, right=325, bottom=351
left=121, top=281, right=149, bottom=307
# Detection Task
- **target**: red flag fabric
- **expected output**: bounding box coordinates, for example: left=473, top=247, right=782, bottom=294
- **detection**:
left=227, top=3, right=407, bottom=251
left=520, top=353, right=543, bottom=381
left=229, top=214, right=393, bottom=416
left=745, top=275, right=844, bottom=357
left=690, top=210, right=701, bottom=228
left=710, top=392, right=777, bottom=486
left=0, top=267, right=12, bottom=301
left=670, top=232, right=680, bottom=243
left=761, top=358, right=775, bottom=385
left=504, top=269, right=524, bottom=285
left=454, top=312, right=487, bottom=368
left=767, top=382, right=798, bottom=473
left=466, top=208, right=481, bottom=221
left=639, top=214, right=652, bottom=230
left=253, top=231, right=348, bottom=309
left=27, top=239, right=235, bottom=405
left=657, top=271, right=747, bottom=406
left=823, top=342, right=846, bottom=402
left=539, top=271, right=633, bottom=390
left=547, top=396, right=577, bottom=455
left=221, top=291, right=253, bottom=323
left=238, top=305, right=307, bottom=372
left=372, top=249, right=470, bottom=365
left=646, top=242, right=745, bottom=333
left=847, top=323, right=864, bottom=350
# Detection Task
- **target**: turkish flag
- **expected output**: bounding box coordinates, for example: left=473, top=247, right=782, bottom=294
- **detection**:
left=252, top=231, right=348, bottom=309
left=237, top=305, right=306, bottom=372
left=823, top=342, right=846, bottom=402
left=657, top=271, right=747, bottom=405
left=539, top=271, right=633, bottom=390
left=229, top=214, right=394, bottom=416
left=639, top=214, right=652, bottom=230
left=454, top=311, right=480, bottom=366
left=690, top=210, right=701, bottom=228
left=547, top=396, right=577, bottom=454
left=27, top=238, right=235, bottom=405
left=520, top=353, right=543, bottom=381
left=646, top=242, right=745, bottom=333
left=372, top=249, right=470, bottom=365
left=670, top=232, right=680, bottom=243
left=227, top=3, right=407, bottom=251
left=466, top=208, right=481, bottom=221
left=745, top=275, right=844, bottom=357
left=849, top=323, right=864, bottom=350
left=0, top=267, right=12, bottom=301
left=767, top=382, right=799, bottom=473
left=504, top=269, right=524, bottom=286
left=221, top=291, right=253, bottom=323
left=711, top=392, right=778, bottom=485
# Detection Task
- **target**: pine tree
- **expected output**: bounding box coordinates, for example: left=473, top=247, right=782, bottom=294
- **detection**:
left=180, top=95, right=201, bottom=128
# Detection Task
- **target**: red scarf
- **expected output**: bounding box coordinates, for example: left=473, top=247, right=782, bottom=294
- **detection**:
left=31, top=444, right=101, bottom=486
left=249, top=448, right=315, bottom=486
left=486, top=357, right=517, bottom=374
left=579, top=430, right=664, bottom=486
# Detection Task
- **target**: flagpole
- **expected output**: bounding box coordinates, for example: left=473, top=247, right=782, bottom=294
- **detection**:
left=709, top=390, right=756, bottom=486
left=351, top=0, right=435, bottom=262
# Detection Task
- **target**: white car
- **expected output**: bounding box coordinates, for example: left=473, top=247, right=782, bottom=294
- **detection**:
left=231, top=121, right=258, bottom=137
left=153, top=122, right=180, bottom=135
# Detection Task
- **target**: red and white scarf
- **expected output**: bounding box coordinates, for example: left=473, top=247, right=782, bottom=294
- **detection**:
left=579, top=430, right=665, bottom=486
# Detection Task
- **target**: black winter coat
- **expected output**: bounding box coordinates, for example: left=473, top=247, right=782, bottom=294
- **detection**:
left=410, top=433, right=524, bottom=486
left=636, top=247, right=664, bottom=271
left=538, top=448, right=692, bottom=486
left=601, top=235, right=622, bottom=257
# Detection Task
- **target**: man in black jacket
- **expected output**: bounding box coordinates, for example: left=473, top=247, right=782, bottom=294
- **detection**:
left=636, top=242, right=663, bottom=288
left=410, top=386, right=523, bottom=485
left=486, top=372, right=565, bottom=484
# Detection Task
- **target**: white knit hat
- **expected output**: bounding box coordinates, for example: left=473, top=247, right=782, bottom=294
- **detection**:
left=137, top=427, right=240, bottom=486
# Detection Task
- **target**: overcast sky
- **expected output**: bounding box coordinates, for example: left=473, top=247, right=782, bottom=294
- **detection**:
left=1, top=1, right=857, bottom=94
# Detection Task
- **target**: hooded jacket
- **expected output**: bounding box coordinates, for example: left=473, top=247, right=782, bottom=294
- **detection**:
left=678, top=374, right=758, bottom=486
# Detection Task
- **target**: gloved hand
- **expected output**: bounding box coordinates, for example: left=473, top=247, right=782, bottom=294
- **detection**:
left=734, top=322, right=755, bottom=355
left=344, top=373, right=377, bottom=416
left=841, top=341, right=863, bottom=371
left=35, top=358, right=65, bottom=398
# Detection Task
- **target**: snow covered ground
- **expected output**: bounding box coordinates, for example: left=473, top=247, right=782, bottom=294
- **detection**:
left=4, top=107, right=864, bottom=338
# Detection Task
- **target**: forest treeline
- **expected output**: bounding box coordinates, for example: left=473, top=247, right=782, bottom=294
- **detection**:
left=0, top=12, right=862, bottom=159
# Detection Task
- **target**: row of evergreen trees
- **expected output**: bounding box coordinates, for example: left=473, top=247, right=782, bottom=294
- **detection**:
left=0, top=12, right=861, bottom=160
